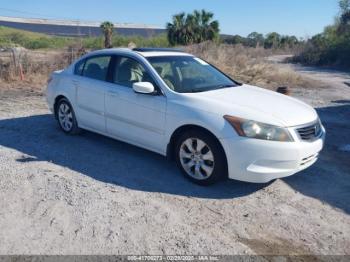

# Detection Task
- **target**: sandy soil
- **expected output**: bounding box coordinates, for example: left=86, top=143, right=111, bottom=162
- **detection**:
left=0, top=63, right=349, bottom=255
left=268, top=55, right=350, bottom=107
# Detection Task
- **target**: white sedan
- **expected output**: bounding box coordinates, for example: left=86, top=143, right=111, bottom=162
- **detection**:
left=46, top=48, right=325, bottom=185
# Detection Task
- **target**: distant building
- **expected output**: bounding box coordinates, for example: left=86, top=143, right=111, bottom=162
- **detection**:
left=0, top=16, right=165, bottom=37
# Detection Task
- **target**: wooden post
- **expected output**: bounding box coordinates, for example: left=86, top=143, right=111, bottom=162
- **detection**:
left=10, top=48, right=17, bottom=79
left=19, top=63, right=24, bottom=81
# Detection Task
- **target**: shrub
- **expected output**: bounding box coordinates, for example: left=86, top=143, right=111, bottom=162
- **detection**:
left=185, top=42, right=318, bottom=90
left=292, top=1, right=350, bottom=68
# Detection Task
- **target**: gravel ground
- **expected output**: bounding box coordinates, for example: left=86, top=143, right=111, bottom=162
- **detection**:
left=0, top=65, right=349, bottom=255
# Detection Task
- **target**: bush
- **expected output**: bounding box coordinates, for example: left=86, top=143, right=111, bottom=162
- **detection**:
left=292, top=1, right=350, bottom=68
left=185, top=42, right=318, bottom=90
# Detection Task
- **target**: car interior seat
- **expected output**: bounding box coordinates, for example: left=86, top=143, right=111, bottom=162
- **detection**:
left=85, top=63, right=104, bottom=80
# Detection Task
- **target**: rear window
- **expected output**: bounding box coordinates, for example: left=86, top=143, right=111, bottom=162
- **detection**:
left=81, top=56, right=112, bottom=81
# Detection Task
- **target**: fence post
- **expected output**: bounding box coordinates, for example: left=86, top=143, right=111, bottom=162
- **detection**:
left=19, top=63, right=24, bottom=81
left=10, top=48, right=17, bottom=80
left=10, top=47, right=25, bottom=81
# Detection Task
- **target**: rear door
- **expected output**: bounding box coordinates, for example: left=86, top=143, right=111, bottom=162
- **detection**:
left=73, top=55, right=112, bottom=132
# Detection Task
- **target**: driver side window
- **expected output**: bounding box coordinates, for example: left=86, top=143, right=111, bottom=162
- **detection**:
left=113, top=57, right=154, bottom=88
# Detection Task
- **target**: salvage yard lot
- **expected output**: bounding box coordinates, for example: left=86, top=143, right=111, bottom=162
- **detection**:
left=0, top=70, right=349, bottom=255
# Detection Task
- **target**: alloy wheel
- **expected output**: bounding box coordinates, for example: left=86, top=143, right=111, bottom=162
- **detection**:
left=58, top=102, right=73, bottom=132
left=179, top=138, right=215, bottom=180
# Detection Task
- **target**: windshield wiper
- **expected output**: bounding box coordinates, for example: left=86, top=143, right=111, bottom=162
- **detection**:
left=216, top=84, right=234, bottom=89
left=186, top=84, right=234, bottom=93
left=188, top=89, right=205, bottom=93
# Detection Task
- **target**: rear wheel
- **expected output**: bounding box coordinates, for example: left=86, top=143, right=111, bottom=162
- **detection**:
left=56, top=98, right=81, bottom=135
left=175, top=130, right=227, bottom=185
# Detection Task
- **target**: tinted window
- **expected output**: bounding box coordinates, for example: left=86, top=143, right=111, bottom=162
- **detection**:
left=74, top=59, right=85, bottom=75
left=82, top=56, right=111, bottom=81
left=113, top=57, right=154, bottom=88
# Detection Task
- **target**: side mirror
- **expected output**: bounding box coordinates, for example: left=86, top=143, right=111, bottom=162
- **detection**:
left=132, top=82, right=155, bottom=94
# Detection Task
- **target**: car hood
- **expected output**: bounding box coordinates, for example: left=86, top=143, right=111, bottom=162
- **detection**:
left=181, top=84, right=318, bottom=127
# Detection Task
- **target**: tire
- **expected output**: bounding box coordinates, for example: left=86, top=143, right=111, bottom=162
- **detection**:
left=175, top=129, right=227, bottom=186
left=55, top=98, right=81, bottom=135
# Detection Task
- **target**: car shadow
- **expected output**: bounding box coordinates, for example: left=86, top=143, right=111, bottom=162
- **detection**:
left=283, top=103, right=350, bottom=214
left=0, top=114, right=265, bottom=199
left=332, top=99, right=350, bottom=104
left=0, top=103, right=349, bottom=208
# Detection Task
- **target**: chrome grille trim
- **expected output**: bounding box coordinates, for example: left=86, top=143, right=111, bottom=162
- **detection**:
left=300, top=153, right=318, bottom=166
left=295, top=119, right=323, bottom=142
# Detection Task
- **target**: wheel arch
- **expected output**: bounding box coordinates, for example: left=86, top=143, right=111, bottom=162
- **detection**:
left=53, top=95, right=70, bottom=119
left=166, top=124, right=227, bottom=165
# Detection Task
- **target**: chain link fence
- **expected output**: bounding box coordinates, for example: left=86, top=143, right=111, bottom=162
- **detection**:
left=0, top=46, right=87, bottom=82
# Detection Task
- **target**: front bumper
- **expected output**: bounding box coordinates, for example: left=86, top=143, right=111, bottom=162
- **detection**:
left=220, top=129, right=325, bottom=183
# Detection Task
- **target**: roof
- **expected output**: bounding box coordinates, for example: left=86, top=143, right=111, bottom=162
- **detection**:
left=85, top=48, right=193, bottom=58
left=132, top=47, right=192, bottom=57
left=132, top=47, right=184, bottom=52
left=136, top=51, right=192, bottom=57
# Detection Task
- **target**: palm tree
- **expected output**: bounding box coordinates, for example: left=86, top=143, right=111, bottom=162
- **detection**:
left=100, top=21, right=114, bottom=48
left=166, top=10, right=220, bottom=46
left=166, top=13, right=186, bottom=45
left=198, top=10, right=219, bottom=42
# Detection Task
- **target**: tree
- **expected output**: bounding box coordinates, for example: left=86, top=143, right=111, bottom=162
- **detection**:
left=292, top=0, right=350, bottom=68
left=339, top=0, right=350, bottom=14
left=100, top=21, right=114, bottom=48
left=247, top=32, right=264, bottom=47
left=337, top=12, right=350, bottom=34
left=166, top=10, right=219, bottom=46
left=280, top=35, right=299, bottom=49
left=339, top=0, right=350, bottom=31
left=198, top=10, right=220, bottom=42
left=264, top=32, right=281, bottom=49
left=224, top=35, right=245, bottom=45
left=166, top=13, right=186, bottom=45
left=340, top=10, right=350, bottom=28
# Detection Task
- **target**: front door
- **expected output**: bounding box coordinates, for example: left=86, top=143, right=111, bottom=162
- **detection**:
left=105, top=56, right=166, bottom=153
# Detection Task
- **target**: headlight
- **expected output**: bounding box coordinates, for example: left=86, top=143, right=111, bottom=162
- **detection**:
left=224, top=115, right=294, bottom=142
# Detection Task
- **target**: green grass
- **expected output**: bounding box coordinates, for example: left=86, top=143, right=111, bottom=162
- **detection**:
left=0, top=26, right=169, bottom=50
left=0, top=26, right=73, bottom=49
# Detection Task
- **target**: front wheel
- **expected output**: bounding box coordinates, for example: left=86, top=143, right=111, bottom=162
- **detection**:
left=175, top=130, right=227, bottom=185
left=56, top=98, right=81, bottom=135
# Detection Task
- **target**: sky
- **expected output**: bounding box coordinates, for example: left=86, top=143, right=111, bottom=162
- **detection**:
left=0, top=0, right=340, bottom=38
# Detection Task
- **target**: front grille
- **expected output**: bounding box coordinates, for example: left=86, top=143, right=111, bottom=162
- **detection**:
left=296, top=121, right=322, bottom=141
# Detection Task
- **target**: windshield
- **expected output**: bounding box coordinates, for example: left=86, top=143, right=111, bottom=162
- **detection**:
left=147, top=56, right=237, bottom=93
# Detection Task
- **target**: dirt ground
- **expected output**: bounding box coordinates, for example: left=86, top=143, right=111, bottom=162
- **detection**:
left=0, top=62, right=349, bottom=255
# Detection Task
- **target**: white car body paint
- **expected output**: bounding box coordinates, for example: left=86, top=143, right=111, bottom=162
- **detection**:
left=46, top=48, right=325, bottom=183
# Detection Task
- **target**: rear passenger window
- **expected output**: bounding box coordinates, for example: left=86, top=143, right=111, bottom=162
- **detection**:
left=82, top=56, right=111, bottom=81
